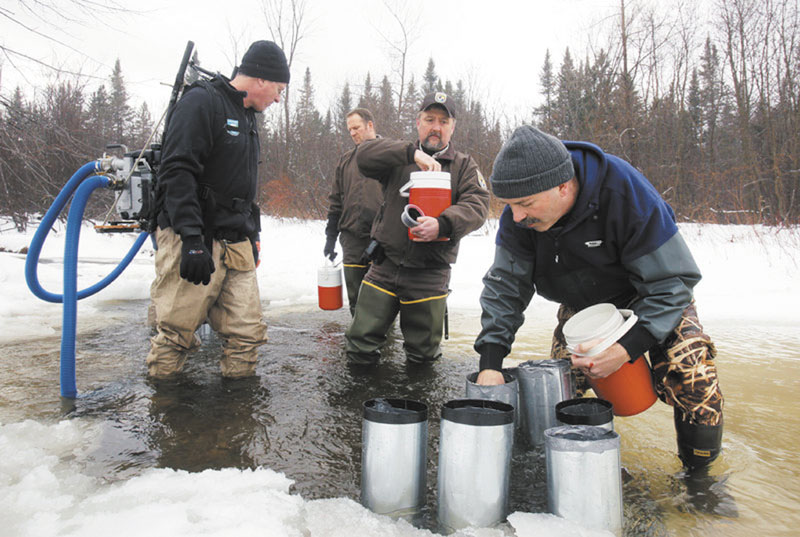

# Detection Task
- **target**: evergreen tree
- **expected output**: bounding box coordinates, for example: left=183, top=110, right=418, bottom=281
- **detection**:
left=452, top=80, right=466, bottom=109
left=400, top=75, right=419, bottom=139
left=358, top=73, right=378, bottom=111
left=335, top=82, right=353, bottom=147
left=377, top=75, right=398, bottom=137
left=296, top=67, right=320, bottom=127
left=687, top=68, right=702, bottom=146
left=582, top=49, right=614, bottom=143
left=293, top=67, right=324, bottom=169
left=108, top=59, right=132, bottom=146
left=287, top=67, right=329, bottom=217
left=535, top=49, right=555, bottom=130
left=131, top=102, right=154, bottom=150
left=86, top=85, right=112, bottom=151
left=422, top=58, right=438, bottom=94
left=554, top=48, right=581, bottom=137
left=699, top=36, right=722, bottom=164
left=442, top=80, right=454, bottom=96
left=7, top=86, right=27, bottom=128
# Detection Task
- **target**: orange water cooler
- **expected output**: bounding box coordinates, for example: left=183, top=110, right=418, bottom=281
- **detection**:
left=317, top=263, right=343, bottom=310
left=399, top=171, right=451, bottom=240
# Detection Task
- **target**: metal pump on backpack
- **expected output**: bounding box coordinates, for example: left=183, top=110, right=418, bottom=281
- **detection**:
left=95, top=40, right=218, bottom=234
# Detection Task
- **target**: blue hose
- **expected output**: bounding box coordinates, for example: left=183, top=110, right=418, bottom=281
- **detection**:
left=25, top=161, right=150, bottom=398
left=25, top=162, right=148, bottom=303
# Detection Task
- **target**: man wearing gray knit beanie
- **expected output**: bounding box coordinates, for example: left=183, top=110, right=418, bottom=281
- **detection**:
left=474, top=125, right=725, bottom=472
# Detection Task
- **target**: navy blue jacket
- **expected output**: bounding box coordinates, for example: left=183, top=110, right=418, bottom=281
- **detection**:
left=475, top=141, right=701, bottom=371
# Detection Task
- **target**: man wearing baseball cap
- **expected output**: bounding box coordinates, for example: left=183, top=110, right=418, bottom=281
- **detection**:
left=147, top=40, right=290, bottom=379
left=343, top=91, right=490, bottom=366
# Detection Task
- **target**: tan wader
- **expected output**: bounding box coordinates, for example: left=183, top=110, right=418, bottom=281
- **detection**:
left=146, top=227, right=268, bottom=378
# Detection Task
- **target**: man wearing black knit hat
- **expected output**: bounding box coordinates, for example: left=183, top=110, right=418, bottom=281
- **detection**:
left=474, top=126, right=725, bottom=472
left=147, top=40, right=289, bottom=379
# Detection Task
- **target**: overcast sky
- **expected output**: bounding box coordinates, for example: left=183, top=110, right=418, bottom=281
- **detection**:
left=3, top=0, right=626, bottom=124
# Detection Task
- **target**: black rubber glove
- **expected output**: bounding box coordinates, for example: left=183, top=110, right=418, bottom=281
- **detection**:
left=323, top=236, right=337, bottom=261
left=180, top=235, right=215, bottom=285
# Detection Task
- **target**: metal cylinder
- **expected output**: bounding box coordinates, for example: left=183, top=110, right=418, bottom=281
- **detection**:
left=545, top=425, right=623, bottom=536
left=556, top=397, right=614, bottom=431
left=516, top=359, right=574, bottom=446
left=437, top=399, right=514, bottom=533
left=464, top=368, right=520, bottom=428
left=361, top=398, right=428, bottom=518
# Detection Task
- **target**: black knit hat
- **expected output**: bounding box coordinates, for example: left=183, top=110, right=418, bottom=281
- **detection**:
left=238, top=40, right=290, bottom=83
left=489, top=125, right=574, bottom=198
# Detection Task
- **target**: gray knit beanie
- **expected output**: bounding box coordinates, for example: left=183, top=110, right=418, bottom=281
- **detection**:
left=489, top=125, right=574, bottom=198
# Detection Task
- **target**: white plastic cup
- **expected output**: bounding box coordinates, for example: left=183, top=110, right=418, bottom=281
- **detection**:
left=563, top=304, right=657, bottom=416
left=563, top=303, right=637, bottom=357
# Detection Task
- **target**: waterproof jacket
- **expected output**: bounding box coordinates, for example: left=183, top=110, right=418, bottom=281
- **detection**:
left=356, top=138, right=490, bottom=268
left=475, top=141, right=701, bottom=371
left=156, top=76, right=261, bottom=242
left=325, top=141, right=383, bottom=245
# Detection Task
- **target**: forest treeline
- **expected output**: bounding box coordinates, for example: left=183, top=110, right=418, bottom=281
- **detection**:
left=1, top=0, right=798, bottom=230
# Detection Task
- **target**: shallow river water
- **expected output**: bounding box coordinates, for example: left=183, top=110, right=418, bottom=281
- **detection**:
left=1, top=298, right=799, bottom=536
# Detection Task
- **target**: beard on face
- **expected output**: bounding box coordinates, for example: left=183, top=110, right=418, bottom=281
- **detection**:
left=422, top=134, right=444, bottom=152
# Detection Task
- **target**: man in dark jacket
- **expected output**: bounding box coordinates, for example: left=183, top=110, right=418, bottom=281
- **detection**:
left=474, top=126, right=724, bottom=470
left=147, top=40, right=289, bottom=379
left=345, top=92, right=490, bottom=365
left=323, top=108, right=382, bottom=315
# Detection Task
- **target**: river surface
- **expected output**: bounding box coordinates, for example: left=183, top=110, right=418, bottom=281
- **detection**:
left=1, top=299, right=798, bottom=536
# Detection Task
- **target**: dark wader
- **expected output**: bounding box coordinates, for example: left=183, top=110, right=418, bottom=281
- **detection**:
left=345, top=258, right=449, bottom=365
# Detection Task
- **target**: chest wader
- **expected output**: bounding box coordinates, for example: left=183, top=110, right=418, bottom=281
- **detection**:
left=343, top=264, right=369, bottom=316
left=400, top=296, right=447, bottom=363
left=338, top=231, right=372, bottom=317
left=345, top=281, right=400, bottom=365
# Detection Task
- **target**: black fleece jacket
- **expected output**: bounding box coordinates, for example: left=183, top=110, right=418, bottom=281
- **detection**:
left=156, top=76, right=261, bottom=242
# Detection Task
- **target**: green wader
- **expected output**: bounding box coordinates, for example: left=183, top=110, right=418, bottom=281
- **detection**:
left=344, top=282, right=399, bottom=365
left=343, top=264, right=369, bottom=317
left=399, top=297, right=447, bottom=363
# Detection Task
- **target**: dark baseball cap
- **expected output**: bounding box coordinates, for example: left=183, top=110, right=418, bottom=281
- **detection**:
left=419, top=91, right=457, bottom=118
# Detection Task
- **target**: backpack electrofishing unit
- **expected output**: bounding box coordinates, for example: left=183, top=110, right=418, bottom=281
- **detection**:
left=25, top=40, right=220, bottom=399
left=95, top=40, right=218, bottom=234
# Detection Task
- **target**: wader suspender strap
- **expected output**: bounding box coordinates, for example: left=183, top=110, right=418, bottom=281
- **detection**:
left=197, top=184, right=215, bottom=251
left=444, top=298, right=449, bottom=341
